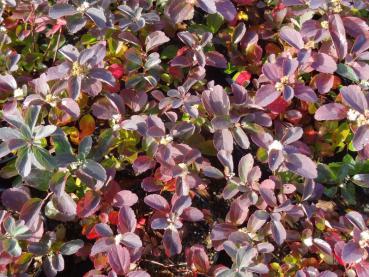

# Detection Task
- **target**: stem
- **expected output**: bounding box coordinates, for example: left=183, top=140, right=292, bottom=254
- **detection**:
left=53, top=29, right=62, bottom=63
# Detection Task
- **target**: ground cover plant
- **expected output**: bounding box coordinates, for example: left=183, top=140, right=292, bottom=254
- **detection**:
left=1, top=0, right=369, bottom=276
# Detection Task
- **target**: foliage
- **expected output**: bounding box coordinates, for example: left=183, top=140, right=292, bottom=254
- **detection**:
left=0, top=0, right=369, bottom=276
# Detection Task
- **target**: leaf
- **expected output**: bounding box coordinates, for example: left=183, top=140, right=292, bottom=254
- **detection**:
left=0, top=127, right=22, bottom=141
left=1, top=187, right=30, bottom=212
left=91, top=237, right=115, bottom=256
left=79, top=114, right=96, bottom=140
left=280, top=26, right=304, bottom=49
left=233, top=22, right=246, bottom=44
left=108, top=245, right=130, bottom=275
left=203, top=166, right=224, bottom=179
left=77, top=190, right=101, bottom=218
left=80, top=159, right=107, bottom=182
left=85, top=7, right=107, bottom=29
left=60, top=239, right=84, bottom=255
left=340, top=85, right=367, bottom=113
left=353, top=125, right=369, bottom=151
left=329, top=14, right=347, bottom=60
left=119, top=232, right=142, bottom=248
left=49, top=3, right=76, bottom=19
left=285, top=153, right=318, bottom=179
left=271, top=220, right=287, bottom=245
left=206, top=13, right=223, bottom=33
left=31, top=146, right=56, bottom=171
left=24, top=106, right=41, bottom=134
left=145, top=31, right=170, bottom=52
left=236, top=246, right=257, bottom=268
left=144, top=194, right=170, bottom=213
left=118, top=206, right=137, bottom=233
left=78, top=136, right=92, bottom=159
left=3, top=238, right=22, bottom=257
left=346, top=211, right=366, bottom=230
left=163, top=228, right=182, bottom=257
left=113, top=190, right=138, bottom=207
left=34, top=125, right=57, bottom=140
left=255, top=85, right=280, bottom=107
left=314, top=103, right=347, bottom=121
left=352, top=174, right=369, bottom=187
left=89, top=68, right=115, bottom=87
left=336, top=63, right=359, bottom=82
left=15, top=147, right=32, bottom=177
left=312, top=53, right=337, bottom=74
left=20, top=198, right=42, bottom=228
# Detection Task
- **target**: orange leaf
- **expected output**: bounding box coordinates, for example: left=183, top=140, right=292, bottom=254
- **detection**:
left=79, top=114, right=96, bottom=141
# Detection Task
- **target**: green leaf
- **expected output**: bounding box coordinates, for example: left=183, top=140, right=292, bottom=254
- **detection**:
left=3, top=238, right=22, bottom=257
left=341, top=183, right=356, bottom=206
left=24, top=105, right=41, bottom=132
left=206, top=13, right=223, bottom=33
left=81, top=159, right=107, bottom=182
left=81, top=34, right=97, bottom=45
left=316, top=163, right=338, bottom=184
left=160, top=45, right=178, bottom=60
left=25, top=169, right=53, bottom=191
left=60, top=239, right=84, bottom=255
left=15, top=147, right=32, bottom=177
left=53, top=129, right=74, bottom=156
left=91, top=129, right=113, bottom=160
left=78, top=136, right=92, bottom=160
left=32, top=146, right=55, bottom=171
left=336, top=63, right=359, bottom=82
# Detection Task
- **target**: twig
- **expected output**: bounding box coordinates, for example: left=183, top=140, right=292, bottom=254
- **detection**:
left=53, top=29, right=62, bottom=63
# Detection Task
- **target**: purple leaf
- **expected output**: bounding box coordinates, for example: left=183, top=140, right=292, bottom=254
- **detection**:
left=49, top=4, right=77, bottom=19
left=120, top=232, right=142, bottom=248
left=280, top=26, right=304, bottom=50
left=145, top=31, right=170, bottom=52
left=255, top=85, right=280, bottom=107
left=1, top=187, right=30, bottom=212
left=271, top=220, right=286, bottom=245
left=89, top=68, right=115, bottom=87
left=268, top=149, right=284, bottom=172
left=163, top=228, right=182, bottom=256
left=346, top=211, right=366, bottom=230
left=118, top=206, right=137, bottom=233
left=314, top=103, right=347, bottom=121
left=108, top=245, right=130, bottom=275
left=294, top=84, right=318, bottom=103
left=285, top=153, right=317, bottom=179
left=144, top=194, right=170, bottom=213
left=259, top=188, right=277, bottom=207
left=214, top=0, right=237, bottom=21
left=353, top=124, right=369, bottom=151
left=113, top=190, right=138, bottom=207
left=312, top=53, right=337, bottom=74
left=329, top=14, right=347, bottom=60
left=340, top=85, right=368, bottom=114
left=197, top=0, right=217, bottom=14
left=238, top=154, right=253, bottom=183
left=181, top=207, right=204, bottom=222
left=342, top=241, right=364, bottom=264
